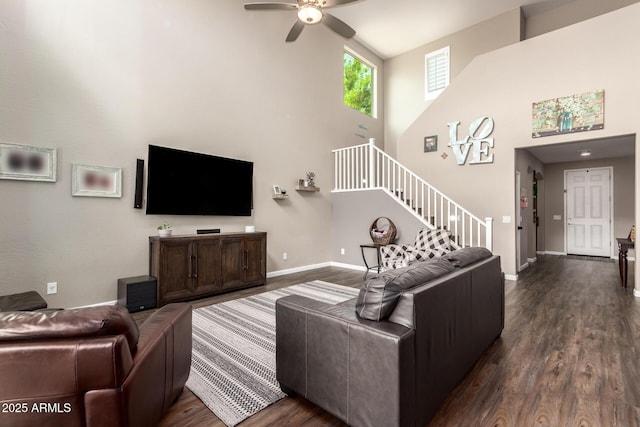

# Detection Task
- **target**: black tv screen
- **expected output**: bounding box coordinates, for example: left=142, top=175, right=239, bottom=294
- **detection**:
left=146, top=145, right=253, bottom=216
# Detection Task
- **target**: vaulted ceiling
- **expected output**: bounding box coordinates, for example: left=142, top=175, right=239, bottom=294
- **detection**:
left=330, top=0, right=574, bottom=59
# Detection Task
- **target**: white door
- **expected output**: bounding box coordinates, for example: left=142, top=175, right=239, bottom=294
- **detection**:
left=566, top=168, right=612, bottom=257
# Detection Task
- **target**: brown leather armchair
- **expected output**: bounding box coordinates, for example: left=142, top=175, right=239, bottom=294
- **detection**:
left=0, top=303, right=192, bottom=427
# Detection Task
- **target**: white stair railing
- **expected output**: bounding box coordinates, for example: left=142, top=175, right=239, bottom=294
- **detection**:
left=333, top=138, right=493, bottom=251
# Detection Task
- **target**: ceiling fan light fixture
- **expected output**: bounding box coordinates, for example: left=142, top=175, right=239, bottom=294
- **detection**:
left=298, top=5, right=323, bottom=24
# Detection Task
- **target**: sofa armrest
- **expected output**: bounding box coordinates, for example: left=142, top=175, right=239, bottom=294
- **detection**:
left=276, top=295, right=415, bottom=427
left=101, top=303, right=192, bottom=427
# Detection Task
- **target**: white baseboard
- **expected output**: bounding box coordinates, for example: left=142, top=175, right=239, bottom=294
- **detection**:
left=81, top=263, right=355, bottom=308
left=504, top=274, right=518, bottom=281
left=527, top=257, right=537, bottom=263
left=329, top=261, right=366, bottom=272
left=73, top=299, right=117, bottom=309
left=267, top=262, right=333, bottom=278
left=634, top=288, right=640, bottom=298
left=269, top=261, right=369, bottom=278
left=544, top=251, right=566, bottom=256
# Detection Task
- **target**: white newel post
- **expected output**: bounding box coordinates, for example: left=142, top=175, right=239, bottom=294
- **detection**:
left=485, top=217, right=494, bottom=252
left=368, top=138, right=376, bottom=189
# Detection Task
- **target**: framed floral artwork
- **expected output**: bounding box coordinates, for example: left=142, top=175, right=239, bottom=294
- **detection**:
left=532, top=89, right=604, bottom=138
left=0, top=142, right=57, bottom=182
left=72, top=164, right=122, bottom=198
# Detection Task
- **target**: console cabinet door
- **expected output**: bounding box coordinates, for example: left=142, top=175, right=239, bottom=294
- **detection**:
left=220, top=234, right=267, bottom=288
left=157, top=239, right=194, bottom=305
left=244, top=234, right=267, bottom=286
left=193, top=237, right=222, bottom=295
left=220, top=236, right=245, bottom=289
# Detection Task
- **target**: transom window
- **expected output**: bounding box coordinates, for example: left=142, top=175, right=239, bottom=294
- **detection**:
left=343, top=48, right=375, bottom=117
left=425, top=46, right=450, bottom=101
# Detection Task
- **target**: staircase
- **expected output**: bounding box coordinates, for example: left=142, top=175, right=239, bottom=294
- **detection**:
left=332, top=139, right=493, bottom=250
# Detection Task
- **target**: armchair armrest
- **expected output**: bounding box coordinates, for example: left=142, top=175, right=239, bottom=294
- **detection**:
left=276, top=295, right=415, bottom=427
left=85, top=303, right=192, bottom=427
left=0, top=335, right=134, bottom=427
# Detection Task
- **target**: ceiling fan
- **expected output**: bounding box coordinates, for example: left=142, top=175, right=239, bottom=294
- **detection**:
left=244, top=0, right=361, bottom=42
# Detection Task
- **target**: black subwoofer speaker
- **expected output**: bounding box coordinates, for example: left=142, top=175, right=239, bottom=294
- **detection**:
left=117, top=275, right=157, bottom=313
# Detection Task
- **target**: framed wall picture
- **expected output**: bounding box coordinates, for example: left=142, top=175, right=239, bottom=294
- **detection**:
left=424, top=135, right=438, bottom=153
left=0, top=142, right=57, bottom=182
left=72, top=164, right=122, bottom=198
left=532, top=89, right=604, bottom=138
left=273, top=185, right=281, bottom=195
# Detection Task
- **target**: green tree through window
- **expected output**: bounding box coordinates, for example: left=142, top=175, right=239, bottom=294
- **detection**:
left=344, top=51, right=373, bottom=116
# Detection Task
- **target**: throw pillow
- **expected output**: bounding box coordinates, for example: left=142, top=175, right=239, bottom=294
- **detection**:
left=414, top=228, right=452, bottom=253
left=356, top=258, right=456, bottom=321
left=442, top=246, right=493, bottom=268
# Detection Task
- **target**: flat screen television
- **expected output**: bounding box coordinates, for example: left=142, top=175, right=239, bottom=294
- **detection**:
left=146, top=145, right=253, bottom=216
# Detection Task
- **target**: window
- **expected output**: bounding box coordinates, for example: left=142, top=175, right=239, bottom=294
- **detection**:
left=344, top=48, right=375, bottom=117
left=425, top=46, right=450, bottom=101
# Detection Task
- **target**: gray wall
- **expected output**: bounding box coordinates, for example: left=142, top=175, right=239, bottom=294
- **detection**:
left=515, top=150, right=545, bottom=263
left=395, top=3, right=640, bottom=277
left=0, top=0, right=384, bottom=307
left=332, top=189, right=426, bottom=268
left=543, top=157, right=635, bottom=255
left=384, top=0, right=640, bottom=160
left=524, top=0, right=640, bottom=39
left=383, top=9, right=522, bottom=159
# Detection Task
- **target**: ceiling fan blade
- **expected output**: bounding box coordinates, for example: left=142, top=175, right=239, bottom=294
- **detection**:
left=322, top=0, right=362, bottom=7
left=286, top=20, right=305, bottom=42
left=244, top=2, right=298, bottom=11
left=322, top=13, right=356, bottom=39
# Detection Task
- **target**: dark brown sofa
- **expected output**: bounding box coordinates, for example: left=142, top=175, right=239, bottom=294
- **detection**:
left=276, top=248, right=504, bottom=427
left=0, top=303, right=192, bottom=427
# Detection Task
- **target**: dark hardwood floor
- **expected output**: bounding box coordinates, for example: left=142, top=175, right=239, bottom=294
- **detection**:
left=143, top=256, right=640, bottom=427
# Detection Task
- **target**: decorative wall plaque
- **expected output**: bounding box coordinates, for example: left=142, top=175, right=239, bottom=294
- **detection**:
left=447, top=116, right=495, bottom=165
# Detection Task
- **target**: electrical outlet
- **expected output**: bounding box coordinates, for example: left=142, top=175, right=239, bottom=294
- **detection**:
left=283, top=252, right=288, bottom=261
left=341, top=248, right=345, bottom=255
left=47, top=282, right=58, bottom=295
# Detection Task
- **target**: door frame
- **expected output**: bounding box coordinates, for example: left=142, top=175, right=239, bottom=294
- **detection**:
left=516, top=171, right=529, bottom=272
left=563, top=166, right=614, bottom=258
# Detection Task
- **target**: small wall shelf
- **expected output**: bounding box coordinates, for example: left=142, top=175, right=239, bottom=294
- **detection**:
left=295, top=185, right=320, bottom=192
left=272, top=194, right=289, bottom=200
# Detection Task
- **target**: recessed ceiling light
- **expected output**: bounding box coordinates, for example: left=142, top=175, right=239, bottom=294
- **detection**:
left=579, top=149, right=591, bottom=157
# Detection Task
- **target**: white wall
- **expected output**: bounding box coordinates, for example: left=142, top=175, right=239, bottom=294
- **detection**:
left=515, top=150, right=545, bottom=261
left=0, top=0, right=384, bottom=307
left=383, top=9, right=522, bottom=159
left=543, top=156, right=635, bottom=255
left=331, top=189, right=427, bottom=268
left=524, top=0, right=640, bottom=39
left=396, top=3, right=640, bottom=280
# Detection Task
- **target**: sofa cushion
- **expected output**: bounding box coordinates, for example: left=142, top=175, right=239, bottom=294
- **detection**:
left=356, top=258, right=456, bottom=321
left=0, top=305, right=140, bottom=351
left=442, top=246, right=493, bottom=268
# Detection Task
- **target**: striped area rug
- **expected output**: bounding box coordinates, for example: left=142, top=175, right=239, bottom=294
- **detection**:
left=185, top=280, right=360, bottom=426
